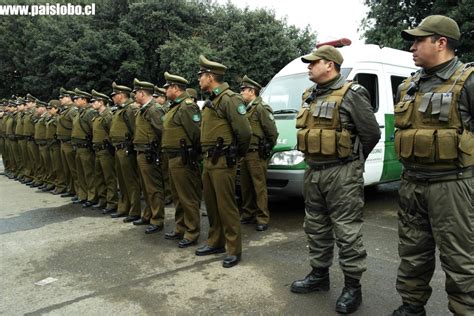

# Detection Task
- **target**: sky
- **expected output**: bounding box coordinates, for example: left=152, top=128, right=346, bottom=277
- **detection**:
left=215, top=0, right=369, bottom=44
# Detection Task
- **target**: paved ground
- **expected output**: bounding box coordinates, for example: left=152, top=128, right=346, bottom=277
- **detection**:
left=0, top=163, right=450, bottom=315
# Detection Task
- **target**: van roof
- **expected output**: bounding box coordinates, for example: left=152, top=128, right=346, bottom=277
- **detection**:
left=275, top=44, right=417, bottom=77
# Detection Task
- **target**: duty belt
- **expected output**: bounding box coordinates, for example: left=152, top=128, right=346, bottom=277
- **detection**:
left=163, top=150, right=181, bottom=158
left=114, top=143, right=128, bottom=150
left=75, top=143, right=90, bottom=149
left=403, top=167, right=474, bottom=183
left=93, top=144, right=107, bottom=151
left=307, top=158, right=353, bottom=171
left=37, top=140, right=48, bottom=146
left=17, top=136, right=26, bottom=140
left=205, top=147, right=228, bottom=158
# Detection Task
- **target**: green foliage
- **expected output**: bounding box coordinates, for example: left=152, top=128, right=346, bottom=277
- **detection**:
left=361, top=0, right=474, bottom=62
left=0, top=0, right=316, bottom=100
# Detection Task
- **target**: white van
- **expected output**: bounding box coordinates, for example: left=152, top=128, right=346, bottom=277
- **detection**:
left=261, top=43, right=418, bottom=197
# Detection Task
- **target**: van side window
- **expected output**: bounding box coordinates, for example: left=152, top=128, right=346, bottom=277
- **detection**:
left=390, top=76, right=406, bottom=105
left=352, top=73, right=379, bottom=113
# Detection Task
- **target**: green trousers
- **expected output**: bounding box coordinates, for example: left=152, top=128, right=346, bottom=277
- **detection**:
left=38, top=144, right=54, bottom=188
left=240, top=151, right=270, bottom=225
left=49, top=143, right=67, bottom=193
left=303, top=159, right=367, bottom=280
left=396, top=174, right=474, bottom=315
left=60, top=142, right=77, bottom=195
left=202, top=156, right=241, bottom=256
left=168, top=156, right=202, bottom=241
left=115, top=148, right=141, bottom=216
left=137, top=152, right=164, bottom=226
left=75, top=147, right=96, bottom=202
left=94, top=149, right=118, bottom=209
left=27, top=140, right=42, bottom=185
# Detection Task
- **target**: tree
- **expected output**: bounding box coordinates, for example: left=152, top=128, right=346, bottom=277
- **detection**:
left=361, top=0, right=474, bottom=62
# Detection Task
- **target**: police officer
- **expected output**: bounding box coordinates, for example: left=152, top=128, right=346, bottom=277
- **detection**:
left=239, top=75, right=278, bottom=231
left=391, top=15, right=474, bottom=316
left=290, top=46, right=380, bottom=314
left=162, top=72, right=202, bottom=248
left=4, top=100, right=18, bottom=178
left=46, top=100, right=67, bottom=195
left=71, top=88, right=98, bottom=207
left=91, top=90, right=118, bottom=213
left=22, top=94, right=39, bottom=185
left=34, top=100, right=55, bottom=191
left=195, top=55, right=251, bottom=268
left=14, top=98, right=28, bottom=183
left=132, top=78, right=166, bottom=234
left=186, top=88, right=199, bottom=103
left=108, top=82, right=142, bottom=221
left=0, top=101, right=5, bottom=175
left=57, top=88, right=79, bottom=198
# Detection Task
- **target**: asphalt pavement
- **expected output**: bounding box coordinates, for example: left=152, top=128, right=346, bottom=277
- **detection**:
left=0, top=163, right=450, bottom=315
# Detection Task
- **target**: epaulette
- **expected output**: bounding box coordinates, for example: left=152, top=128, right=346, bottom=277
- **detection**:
left=350, top=83, right=362, bottom=92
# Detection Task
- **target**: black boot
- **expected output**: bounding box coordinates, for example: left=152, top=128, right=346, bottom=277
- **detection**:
left=290, top=267, right=329, bottom=293
left=335, top=276, right=362, bottom=314
left=391, top=303, right=426, bottom=316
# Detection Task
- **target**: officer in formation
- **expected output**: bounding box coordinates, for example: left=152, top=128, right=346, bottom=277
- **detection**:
left=46, top=100, right=67, bottom=194
left=162, top=71, right=202, bottom=248
left=291, top=45, right=381, bottom=314
left=195, top=55, right=251, bottom=268
left=391, top=15, right=473, bottom=316
left=238, top=75, right=278, bottom=232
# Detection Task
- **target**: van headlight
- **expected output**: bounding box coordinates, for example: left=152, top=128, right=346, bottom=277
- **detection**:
left=269, top=150, right=304, bottom=166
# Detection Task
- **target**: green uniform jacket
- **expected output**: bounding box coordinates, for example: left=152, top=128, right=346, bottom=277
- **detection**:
left=246, top=96, right=278, bottom=150
left=133, top=98, right=165, bottom=145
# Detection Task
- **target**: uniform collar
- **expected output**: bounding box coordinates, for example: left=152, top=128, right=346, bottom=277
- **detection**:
left=246, top=96, right=260, bottom=110
left=173, top=91, right=190, bottom=105
left=210, top=83, right=229, bottom=98
left=420, top=57, right=460, bottom=81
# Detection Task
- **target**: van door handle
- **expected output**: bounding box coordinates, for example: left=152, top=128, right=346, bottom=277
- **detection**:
left=379, top=125, right=385, bottom=128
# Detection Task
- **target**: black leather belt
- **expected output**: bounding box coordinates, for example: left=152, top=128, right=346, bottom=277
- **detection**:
left=114, top=143, right=128, bottom=150
left=74, top=143, right=90, bottom=149
left=93, top=144, right=107, bottom=151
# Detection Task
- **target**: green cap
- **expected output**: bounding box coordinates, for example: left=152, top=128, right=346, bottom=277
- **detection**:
left=59, top=87, right=69, bottom=98
left=91, top=89, right=111, bottom=103
left=163, top=71, right=189, bottom=87
left=198, top=55, right=227, bottom=75
left=26, top=93, right=38, bottom=102
left=301, top=45, right=344, bottom=65
left=153, top=86, right=166, bottom=97
left=48, top=99, right=61, bottom=109
left=186, top=88, right=198, bottom=100
left=402, top=15, right=461, bottom=41
left=240, top=75, right=262, bottom=91
left=15, top=97, right=26, bottom=105
left=73, top=88, right=92, bottom=100
left=111, top=81, right=132, bottom=96
left=37, top=100, right=48, bottom=107
left=133, top=78, right=154, bottom=93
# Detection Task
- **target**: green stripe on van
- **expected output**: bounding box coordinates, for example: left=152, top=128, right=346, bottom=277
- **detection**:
left=380, top=113, right=402, bottom=182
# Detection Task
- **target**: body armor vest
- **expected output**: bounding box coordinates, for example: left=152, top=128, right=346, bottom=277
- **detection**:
left=246, top=103, right=265, bottom=148
left=109, top=106, right=132, bottom=143
left=71, top=108, right=92, bottom=140
left=23, top=113, right=35, bottom=136
left=45, top=117, right=57, bottom=140
left=15, top=113, right=25, bottom=136
left=296, top=82, right=353, bottom=160
left=162, top=102, right=192, bottom=149
left=201, top=90, right=234, bottom=147
left=92, top=111, right=111, bottom=144
left=34, top=116, right=48, bottom=140
left=133, top=107, right=158, bottom=145
left=56, top=105, right=75, bottom=138
left=394, top=63, right=474, bottom=170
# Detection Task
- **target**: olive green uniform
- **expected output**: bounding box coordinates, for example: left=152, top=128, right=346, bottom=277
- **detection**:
left=133, top=98, right=165, bottom=226
left=110, top=99, right=141, bottom=217
left=296, top=74, right=380, bottom=279
left=72, top=106, right=98, bottom=202
left=14, top=111, right=27, bottom=180
left=46, top=114, right=67, bottom=193
left=162, top=91, right=202, bottom=241
left=10, top=112, right=23, bottom=178
left=4, top=112, right=18, bottom=175
left=201, top=83, right=251, bottom=256
left=240, top=96, right=278, bottom=225
left=23, top=109, right=38, bottom=182
left=92, top=107, right=118, bottom=209
left=57, top=104, right=78, bottom=195
left=0, top=114, right=5, bottom=167
left=35, top=112, right=55, bottom=189
left=394, top=58, right=474, bottom=314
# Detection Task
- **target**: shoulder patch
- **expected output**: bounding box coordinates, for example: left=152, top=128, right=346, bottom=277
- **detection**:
left=237, top=103, right=247, bottom=115
left=192, top=113, right=201, bottom=122
left=350, top=84, right=362, bottom=92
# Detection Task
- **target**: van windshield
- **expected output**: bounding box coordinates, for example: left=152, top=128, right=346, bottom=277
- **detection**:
left=261, top=68, right=351, bottom=112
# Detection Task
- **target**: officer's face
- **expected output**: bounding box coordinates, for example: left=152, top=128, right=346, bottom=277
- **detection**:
left=198, top=73, right=211, bottom=92
left=409, top=36, right=441, bottom=68
left=165, top=85, right=176, bottom=100
left=307, top=59, right=330, bottom=84
left=240, top=87, right=255, bottom=104
left=92, top=100, right=101, bottom=110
